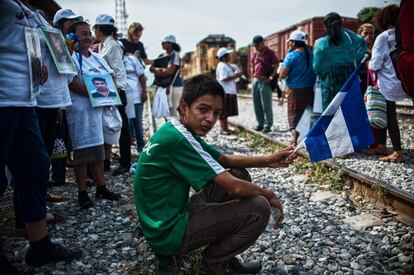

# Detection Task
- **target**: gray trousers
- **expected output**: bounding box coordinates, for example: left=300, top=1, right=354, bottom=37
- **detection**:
left=175, top=168, right=271, bottom=274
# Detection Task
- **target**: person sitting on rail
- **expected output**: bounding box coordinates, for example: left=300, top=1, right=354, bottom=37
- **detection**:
left=134, top=75, right=297, bottom=275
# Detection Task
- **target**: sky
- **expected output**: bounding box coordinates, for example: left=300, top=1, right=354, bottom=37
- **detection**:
left=58, top=0, right=398, bottom=58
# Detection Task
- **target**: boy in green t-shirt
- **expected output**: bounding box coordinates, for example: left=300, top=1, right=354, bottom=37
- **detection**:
left=134, top=75, right=297, bottom=274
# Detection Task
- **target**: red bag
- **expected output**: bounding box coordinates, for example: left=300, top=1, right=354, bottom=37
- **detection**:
left=396, top=0, right=414, bottom=97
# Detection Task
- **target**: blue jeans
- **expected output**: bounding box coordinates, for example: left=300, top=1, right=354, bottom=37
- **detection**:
left=0, top=107, right=49, bottom=222
left=130, top=103, right=145, bottom=151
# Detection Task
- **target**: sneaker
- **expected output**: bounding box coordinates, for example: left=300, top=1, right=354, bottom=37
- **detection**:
left=228, top=256, right=262, bottom=274
left=155, top=254, right=177, bottom=275
left=25, top=244, right=82, bottom=267
left=262, top=127, right=271, bottom=133
left=78, top=191, right=94, bottom=209
left=95, top=187, right=121, bottom=201
left=112, top=166, right=129, bottom=176
left=254, top=125, right=263, bottom=131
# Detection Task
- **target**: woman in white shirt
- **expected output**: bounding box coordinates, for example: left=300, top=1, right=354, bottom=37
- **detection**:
left=215, top=48, right=243, bottom=135
left=150, top=35, right=183, bottom=117
left=66, top=21, right=121, bottom=208
left=369, top=5, right=406, bottom=163
left=124, top=54, right=147, bottom=152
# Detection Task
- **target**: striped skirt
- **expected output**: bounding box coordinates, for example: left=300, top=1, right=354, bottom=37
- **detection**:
left=287, top=87, right=314, bottom=129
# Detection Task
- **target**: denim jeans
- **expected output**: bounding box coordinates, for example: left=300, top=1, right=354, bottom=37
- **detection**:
left=130, top=103, right=145, bottom=151
left=174, top=168, right=270, bottom=274
left=0, top=107, right=49, bottom=222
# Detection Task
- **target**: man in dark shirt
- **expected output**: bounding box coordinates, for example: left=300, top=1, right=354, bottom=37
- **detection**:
left=120, top=22, right=152, bottom=65
left=250, top=35, right=279, bottom=133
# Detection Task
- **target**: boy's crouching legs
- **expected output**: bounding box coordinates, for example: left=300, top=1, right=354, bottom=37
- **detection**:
left=201, top=195, right=270, bottom=274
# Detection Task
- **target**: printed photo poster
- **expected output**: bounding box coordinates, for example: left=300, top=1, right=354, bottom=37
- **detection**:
left=83, top=74, right=122, bottom=107
left=24, top=27, right=41, bottom=98
left=40, top=27, right=76, bottom=74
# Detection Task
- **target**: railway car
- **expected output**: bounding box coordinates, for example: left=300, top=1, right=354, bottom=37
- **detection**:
left=248, top=16, right=362, bottom=81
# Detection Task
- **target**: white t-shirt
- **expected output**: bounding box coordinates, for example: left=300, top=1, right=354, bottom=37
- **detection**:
left=0, top=0, right=37, bottom=107
left=216, top=61, right=238, bottom=95
left=124, top=55, right=145, bottom=104
left=369, top=29, right=407, bottom=102
left=31, top=11, right=71, bottom=108
left=66, top=50, right=113, bottom=150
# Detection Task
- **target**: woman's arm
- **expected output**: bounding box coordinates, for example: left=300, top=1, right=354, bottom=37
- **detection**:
left=68, top=76, right=88, bottom=97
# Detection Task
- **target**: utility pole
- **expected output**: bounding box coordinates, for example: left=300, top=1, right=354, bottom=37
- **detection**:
left=115, top=0, right=128, bottom=37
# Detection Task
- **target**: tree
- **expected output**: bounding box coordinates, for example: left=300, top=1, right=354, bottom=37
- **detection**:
left=357, top=7, right=380, bottom=23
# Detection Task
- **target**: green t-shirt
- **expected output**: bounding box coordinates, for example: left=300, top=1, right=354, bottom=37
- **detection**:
left=134, top=118, right=225, bottom=255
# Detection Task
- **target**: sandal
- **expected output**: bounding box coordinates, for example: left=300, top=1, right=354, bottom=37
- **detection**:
left=379, top=151, right=403, bottom=163
left=365, top=145, right=388, bottom=155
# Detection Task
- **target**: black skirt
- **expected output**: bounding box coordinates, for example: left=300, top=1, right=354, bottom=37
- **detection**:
left=220, top=94, right=239, bottom=119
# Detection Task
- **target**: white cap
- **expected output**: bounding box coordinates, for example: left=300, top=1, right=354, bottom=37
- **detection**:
left=161, top=34, right=176, bottom=44
left=53, top=9, right=83, bottom=26
left=216, top=47, right=233, bottom=59
left=287, top=30, right=307, bottom=42
left=94, top=14, right=115, bottom=26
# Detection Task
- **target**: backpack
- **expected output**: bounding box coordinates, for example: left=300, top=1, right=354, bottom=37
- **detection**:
left=389, top=0, right=414, bottom=97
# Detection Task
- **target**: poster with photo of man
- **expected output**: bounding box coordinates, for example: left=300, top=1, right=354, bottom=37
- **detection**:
left=83, top=74, right=122, bottom=107
left=40, top=27, right=76, bottom=74
left=24, top=27, right=42, bottom=98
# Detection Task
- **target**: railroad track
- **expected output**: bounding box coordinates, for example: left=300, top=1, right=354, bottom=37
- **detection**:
left=146, top=92, right=414, bottom=226
left=237, top=93, right=414, bottom=119
left=227, top=121, right=414, bottom=226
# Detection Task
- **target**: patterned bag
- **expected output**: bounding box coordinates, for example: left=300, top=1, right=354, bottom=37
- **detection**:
left=366, top=71, right=387, bottom=129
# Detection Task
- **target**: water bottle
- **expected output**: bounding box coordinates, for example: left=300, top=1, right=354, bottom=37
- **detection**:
left=266, top=208, right=283, bottom=232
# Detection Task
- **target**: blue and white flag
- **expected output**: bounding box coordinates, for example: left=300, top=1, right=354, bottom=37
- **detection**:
left=304, top=64, right=375, bottom=162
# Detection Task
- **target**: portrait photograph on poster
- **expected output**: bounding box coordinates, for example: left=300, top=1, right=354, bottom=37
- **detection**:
left=24, top=27, right=42, bottom=98
left=83, top=74, right=122, bottom=107
left=40, top=27, right=76, bottom=74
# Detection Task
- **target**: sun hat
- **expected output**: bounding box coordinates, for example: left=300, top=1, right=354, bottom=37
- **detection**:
left=94, top=14, right=115, bottom=26
left=53, top=9, right=83, bottom=26
left=287, top=30, right=307, bottom=42
left=216, top=47, right=234, bottom=59
left=161, top=34, right=177, bottom=44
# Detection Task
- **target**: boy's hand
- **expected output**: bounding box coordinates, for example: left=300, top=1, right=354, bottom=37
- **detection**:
left=267, top=146, right=298, bottom=168
left=268, top=192, right=284, bottom=227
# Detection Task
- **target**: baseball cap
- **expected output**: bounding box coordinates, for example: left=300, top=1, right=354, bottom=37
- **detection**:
left=53, top=9, right=83, bottom=26
left=161, top=34, right=176, bottom=44
left=216, top=47, right=233, bottom=59
left=252, top=35, right=264, bottom=46
left=94, top=14, right=115, bottom=26
left=287, top=30, right=307, bottom=42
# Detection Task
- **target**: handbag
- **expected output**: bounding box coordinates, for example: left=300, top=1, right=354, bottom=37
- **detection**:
left=366, top=70, right=387, bottom=129
left=153, top=54, right=180, bottom=88
left=102, top=107, right=122, bottom=144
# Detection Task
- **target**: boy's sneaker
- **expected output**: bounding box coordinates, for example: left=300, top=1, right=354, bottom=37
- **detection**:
left=95, top=187, right=121, bottom=201
left=155, top=254, right=177, bottom=275
left=228, top=256, right=262, bottom=274
left=25, top=244, right=82, bottom=267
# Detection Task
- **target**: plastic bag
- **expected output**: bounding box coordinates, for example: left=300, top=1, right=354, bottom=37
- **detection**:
left=313, top=78, right=323, bottom=114
left=102, top=107, right=122, bottom=144
left=152, top=87, right=171, bottom=118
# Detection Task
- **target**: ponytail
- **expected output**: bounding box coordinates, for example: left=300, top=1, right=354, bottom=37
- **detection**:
left=324, top=12, right=342, bottom=46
